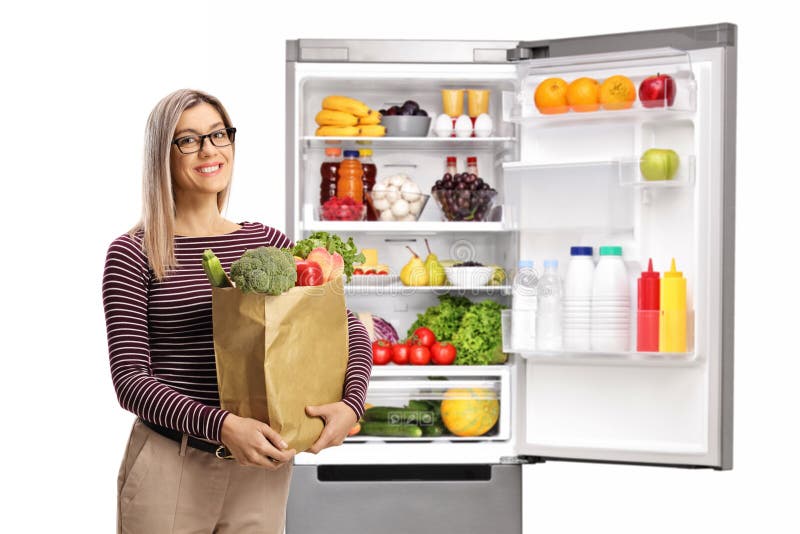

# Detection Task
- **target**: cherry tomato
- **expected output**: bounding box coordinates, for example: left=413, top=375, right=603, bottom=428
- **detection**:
left=430, top=342, right=457, bottom=365
left=412, top=327, right=436, bottom=348
left=391, top=343, right=410, bottom=365
left=372, top=339, right=392, bottom=365
left=409, top=345, right=431, bottom=365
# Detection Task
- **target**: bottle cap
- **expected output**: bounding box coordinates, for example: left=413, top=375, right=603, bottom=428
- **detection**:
left=447, top=156, right=457, bottom=164
left=664, top=258, right=683, bottom=278
left=467, top=157, right=477, bottom=164
left=518, top=260, right=533, bottom=269
left=544, top=259, right=558, bottom=270
left=325, top=147, right=342, bottom=157
left=359, top=149, right=373, bottom=157
left=599, top=246, right=623, bottom=256
left=343, top=150, right=360, bottom=158
left=570, top=246, right=593, bottom=256
left=641, top=258, right=659, bottom=278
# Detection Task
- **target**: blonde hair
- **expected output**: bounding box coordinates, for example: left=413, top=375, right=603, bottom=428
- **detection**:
left=129, top=89, right=234, bottom=281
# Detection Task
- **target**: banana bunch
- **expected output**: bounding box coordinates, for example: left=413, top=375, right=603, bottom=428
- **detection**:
left=315, top=96, right=386, bottom=137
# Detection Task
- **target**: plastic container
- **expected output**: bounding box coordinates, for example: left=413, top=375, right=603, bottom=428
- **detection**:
left=511, top=260, right=537, bottom=351
left=536, top=260, right=563, bottom=351
left=659, top=258, right=687, bottom=352
left=337, top=150, right=364, bottom=203
left=637, top=258, right=660, bottom=352
left=320, top=147, right=341, bottom=205
left=563, top=246, right=594, bottom=351
left=591, top=246, right=630, bottom=352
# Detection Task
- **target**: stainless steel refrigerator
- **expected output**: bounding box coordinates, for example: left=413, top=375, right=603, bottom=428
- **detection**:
left=283, top=23, right=736, bottom=534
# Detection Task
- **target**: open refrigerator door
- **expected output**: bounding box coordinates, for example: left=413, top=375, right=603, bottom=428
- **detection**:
left=504, top=42, right=734, bottom=469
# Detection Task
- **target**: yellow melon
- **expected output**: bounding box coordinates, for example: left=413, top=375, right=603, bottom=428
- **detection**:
left=440, top=388, right=499, bottom=437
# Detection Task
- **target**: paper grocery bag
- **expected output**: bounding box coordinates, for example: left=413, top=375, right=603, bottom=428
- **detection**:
left=211, top=277, right=349, bottom=452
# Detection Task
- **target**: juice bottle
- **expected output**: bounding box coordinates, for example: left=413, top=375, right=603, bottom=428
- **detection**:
left=659, top=258, right=687, bottom=352
left=320, top=147, right=341, bottom=205
left=359, top=149, right=378, bottom=220
left=337, top=150, right=364, bottom=204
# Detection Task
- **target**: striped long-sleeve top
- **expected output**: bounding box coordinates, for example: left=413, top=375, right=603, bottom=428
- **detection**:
left=102, top=221, right=372, bottom=443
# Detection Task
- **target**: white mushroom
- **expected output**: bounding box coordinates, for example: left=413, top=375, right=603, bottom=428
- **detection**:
left=391, top=198, right=410, bottom=218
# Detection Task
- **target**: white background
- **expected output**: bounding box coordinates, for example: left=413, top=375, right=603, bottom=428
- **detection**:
left=2, top=1, right=797, bottom=532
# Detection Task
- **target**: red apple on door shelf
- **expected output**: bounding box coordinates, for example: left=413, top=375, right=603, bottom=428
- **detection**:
left=638, top=74, right=677, bottom=108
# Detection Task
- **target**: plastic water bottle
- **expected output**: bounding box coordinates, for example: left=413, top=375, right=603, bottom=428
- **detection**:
left=563, top=246, right=594, bottom=351
left=511, top=260, right=537, bottom=351
left=536, top=260, right=563, bottom=351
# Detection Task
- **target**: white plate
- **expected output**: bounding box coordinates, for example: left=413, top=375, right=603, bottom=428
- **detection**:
left=348, top=274, right=399, bottom=286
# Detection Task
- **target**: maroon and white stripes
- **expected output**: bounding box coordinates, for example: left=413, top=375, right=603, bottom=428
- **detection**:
left=102, top=221, right=372, bottom=442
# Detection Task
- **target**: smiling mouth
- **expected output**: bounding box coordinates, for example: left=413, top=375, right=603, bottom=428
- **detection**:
left=195, top=163, right=223, bottom=175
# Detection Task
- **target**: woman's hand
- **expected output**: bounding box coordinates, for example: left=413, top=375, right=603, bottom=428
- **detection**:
left=220, top=414, right=296, bottom=469
left=305, top=401, right=358, bottom=454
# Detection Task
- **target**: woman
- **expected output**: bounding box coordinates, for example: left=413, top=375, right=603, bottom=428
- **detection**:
left=102, top=89, right=372, bottom=533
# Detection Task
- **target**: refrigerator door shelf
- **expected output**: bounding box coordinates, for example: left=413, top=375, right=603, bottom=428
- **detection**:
left=618, top=154, right=696, bottom=188
left=504, top=47, right=697, bottom=124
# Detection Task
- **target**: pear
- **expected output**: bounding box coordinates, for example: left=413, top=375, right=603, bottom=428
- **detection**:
left=400, top=246, right=429, bottom=287
left=423, top=239, right=447, bottom=286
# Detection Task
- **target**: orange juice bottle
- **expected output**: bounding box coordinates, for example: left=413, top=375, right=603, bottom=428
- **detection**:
left=337, top=150, right=364, bottom=203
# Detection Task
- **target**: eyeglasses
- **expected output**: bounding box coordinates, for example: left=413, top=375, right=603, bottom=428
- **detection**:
left=172, top=127, right=236, bottom=154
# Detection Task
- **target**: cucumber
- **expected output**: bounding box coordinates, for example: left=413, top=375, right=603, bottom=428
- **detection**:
left=420, top=422, right=445, bottom=437
left=365, top=405, right=439, bottom=425
left=360, top=421, right=423, bottom=438
left=407, top=400, right=434, bottom=411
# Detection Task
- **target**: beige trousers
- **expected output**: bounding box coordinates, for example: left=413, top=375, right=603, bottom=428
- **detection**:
left=117, top=419, right=293, bottom=534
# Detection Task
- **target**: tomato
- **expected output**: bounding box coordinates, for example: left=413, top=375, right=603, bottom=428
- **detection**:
left=372, top=339, right=392, bottom=365
left=430, top=342, right=456, bottom=365
left=412, top=327, right=436, bottom=348
left=354, top=268, right=364, bottom=275
left=409, top=345, right=431, bottom=365
left=391, top=343, right=410, bottom=365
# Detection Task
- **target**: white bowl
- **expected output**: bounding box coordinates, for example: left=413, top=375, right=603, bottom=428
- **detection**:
left=445, top=266, right=493, bottom=287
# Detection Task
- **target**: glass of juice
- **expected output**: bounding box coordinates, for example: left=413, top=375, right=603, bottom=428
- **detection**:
left=442, top=89, right=465, bottom=117
left=467, top=89, right=490, bottom=117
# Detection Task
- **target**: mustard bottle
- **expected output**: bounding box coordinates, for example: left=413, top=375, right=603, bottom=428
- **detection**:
left=659, top=258, right=687, bottom=352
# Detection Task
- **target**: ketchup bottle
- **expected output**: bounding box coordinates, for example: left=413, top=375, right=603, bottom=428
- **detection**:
left=636, top=258, right=660, bottom=352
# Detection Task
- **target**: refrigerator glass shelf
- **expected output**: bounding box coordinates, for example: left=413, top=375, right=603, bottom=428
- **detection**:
left=369, top=365, right=510, bottom=378
left=302, top=220, right=507, bottom=234
left=346, top=435, right=508, bottom=443
left=302, top=136, right=516, bottom=150
left=515, top=350, right=699, bottom=367
left=345, top=284, right=512, bottom=296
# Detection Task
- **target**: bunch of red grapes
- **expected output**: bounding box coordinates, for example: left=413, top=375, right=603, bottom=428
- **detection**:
left=431, top=172, right=497, bottom=221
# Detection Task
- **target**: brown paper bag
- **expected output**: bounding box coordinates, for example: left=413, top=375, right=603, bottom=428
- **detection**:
left=211, top=277, right=349, bottom=452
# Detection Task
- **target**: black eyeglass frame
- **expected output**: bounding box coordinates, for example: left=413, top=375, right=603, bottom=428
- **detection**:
left=172, top=127, right=237, bottom=154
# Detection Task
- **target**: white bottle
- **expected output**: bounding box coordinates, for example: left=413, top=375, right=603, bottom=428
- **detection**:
left=536, top=260, right=563, bottom=351
left=563, top=246, right=594, bottom=351
left=511, top=260, right=537, bottom=351
left=591, top=246, right=630, bottom=352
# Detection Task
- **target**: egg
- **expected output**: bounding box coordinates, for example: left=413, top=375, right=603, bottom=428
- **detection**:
left=454, top=115, right=473, bottom=138
left=473, top=113, right=493, bottom=137
left=434, top=113, right=454, bottom=137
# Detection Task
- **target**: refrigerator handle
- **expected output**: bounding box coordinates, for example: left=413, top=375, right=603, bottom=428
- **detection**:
left=507, top=44, right=550, bottom=62
left=316, top=464, right=492, bottom=482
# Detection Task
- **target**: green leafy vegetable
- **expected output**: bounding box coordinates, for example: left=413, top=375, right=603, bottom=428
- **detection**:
left=451, top=300, right=506, bottom=365
left=292, top=231, right=365, bottom=282
left=230, top=246, right=297, bottom=294
left=406, top=295, right=472, bottom=343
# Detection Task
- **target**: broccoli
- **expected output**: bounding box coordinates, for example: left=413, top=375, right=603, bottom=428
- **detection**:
left=229, top=246, right=297, bottom=295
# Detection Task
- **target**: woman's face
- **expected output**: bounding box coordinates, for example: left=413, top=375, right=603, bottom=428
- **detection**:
left=170, top=102, right=233, bottom=197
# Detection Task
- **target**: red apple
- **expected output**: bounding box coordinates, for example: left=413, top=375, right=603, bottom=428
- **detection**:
left=638, top=73, right=676, bottom=108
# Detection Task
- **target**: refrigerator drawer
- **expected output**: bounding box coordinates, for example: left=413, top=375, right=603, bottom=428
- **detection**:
left=286, top=464, right=521, bottom=534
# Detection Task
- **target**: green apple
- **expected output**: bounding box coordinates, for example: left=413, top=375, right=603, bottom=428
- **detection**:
left=639, top=148, right=680, bottom=181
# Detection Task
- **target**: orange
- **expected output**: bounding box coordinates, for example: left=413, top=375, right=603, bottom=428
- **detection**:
left=534, top=77, right=568, bottom=114
left=599, top=75, right=636, bottom=110
left=566, top=77, right=600, bottom=112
